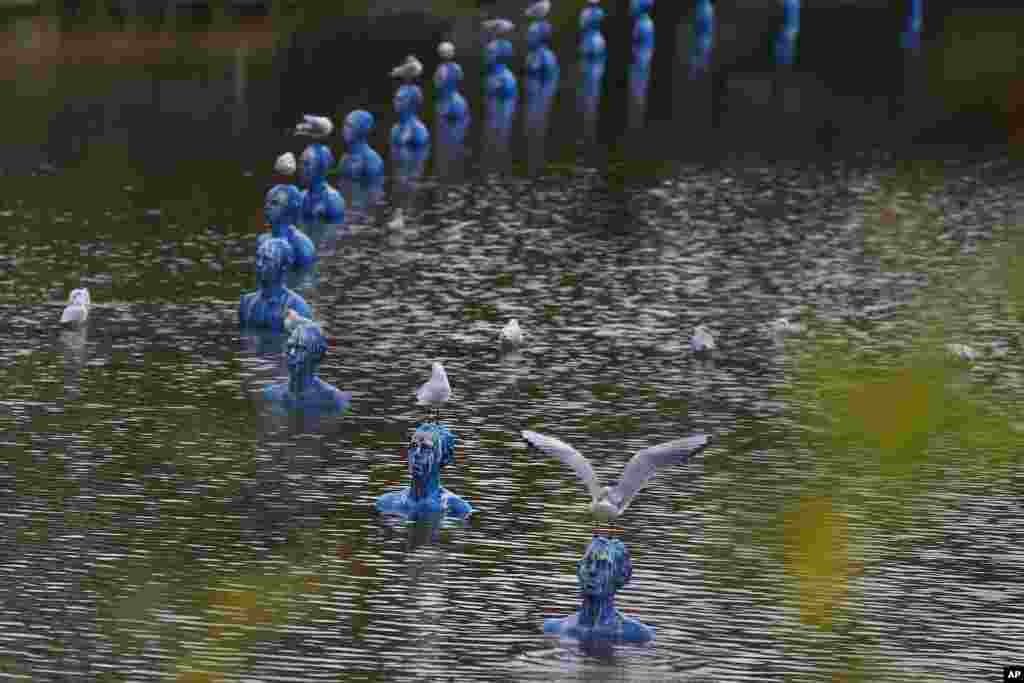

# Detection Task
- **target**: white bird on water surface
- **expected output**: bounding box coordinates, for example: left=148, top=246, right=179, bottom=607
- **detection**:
left=522, top=430, right=710, bottom=528
left=390, top=55, right=424, bottom=81
left=500, top=318, right=524, bottom=346
left=60, top=288, right=91, bottom=327
left=690, top=324, right=716, bottom=354
left=416, top=362, right=451, bottom=421
left=293, top=114, right=333, bottom=139
left=525, top=0, right=551, bottom=19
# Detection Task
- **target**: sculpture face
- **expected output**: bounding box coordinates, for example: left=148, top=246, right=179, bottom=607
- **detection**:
left=577, top=537, right=632, bottom=597
left=393, top=86, right=421, bottom=117
left=255, top=238, right=291, bottom=287
left=286, top=322, right=327, bottom=379
left=344, top=110, right=374, bottom=145
left=408, top=425, right=454, bottom=482
left=264, top=185, right=301, bottom=225
left=299, top=144, right=333, bottom=185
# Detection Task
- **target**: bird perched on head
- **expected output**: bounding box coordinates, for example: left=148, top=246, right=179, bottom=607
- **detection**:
left=274, top=152, right=296, bottom=176
left=690, top=324, right=716, bottom=354
left=390, top=55, right=424, bottom=81
left=482, top=18, right=516, bottom=35
left=293, top=115, right=333, bottom=139
left=522, top=430, right=710, bottom=529
left=416, top=362, right=452, bottom=422
left=60, top=288, right=91, bottom=327
left=438, top=41, right=455, bottom=60
left=525, top=0, right=551, bottom=19
left=499, top=318, right=524, bottom=346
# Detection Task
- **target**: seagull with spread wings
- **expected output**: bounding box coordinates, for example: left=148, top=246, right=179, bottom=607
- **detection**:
left=522, top=430, right=710, bottom=531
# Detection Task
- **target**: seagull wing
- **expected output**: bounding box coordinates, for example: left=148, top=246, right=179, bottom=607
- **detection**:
left=522, top=430, right=602, bottom=501
left=60, top=304, right=87, bottom=324
left=609, top=435, right=710, bottom=512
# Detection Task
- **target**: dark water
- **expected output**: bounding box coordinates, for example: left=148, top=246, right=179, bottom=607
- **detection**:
left=0, top=5, right=1022, bottom=682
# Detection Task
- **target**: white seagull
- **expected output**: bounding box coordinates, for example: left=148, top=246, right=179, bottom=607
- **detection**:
left=274, top=152, right=296, bottom=175
left=482, top=18, right=516, bottom=35
left=438, top=41, right=455, bottom=60
left=294, top=114, right=333, bottom=139
left=522, top=430, right=710, bottom=527
left=499, top=318, right=524, bottom=346
left=690, top=324, right=716, bottom=354
left=60, top=288, right=91, bottom=327
left=525, top=0, right=551, bottom=19
left=416, top=362, right=451, bottom=421
left=390, top=55, right=424, bottom=81
left=946, top=343, right=978, bottom=362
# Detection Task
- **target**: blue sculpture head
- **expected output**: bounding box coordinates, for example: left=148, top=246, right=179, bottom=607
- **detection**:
left=485, top=38, right=514, bottom=68
left=579, top=3, right=605, bottom=31
left=393, top=84, right=423, bottom=118
left=263, top=184, right=303, bottom=226
left=408, top=423, right=456, bottom=485
left=577, top=537, right=632, bottom=598
left=527, top=21, right=552, bottom=49
left=299, top=143, right=334, bottom=186
left=630, top=0, right=653, bottom=17
left=286, top=318, right=328, bottom=382
left=255, top=237, right=293, bottom=288
left=343, top=110, right=375, bottom=146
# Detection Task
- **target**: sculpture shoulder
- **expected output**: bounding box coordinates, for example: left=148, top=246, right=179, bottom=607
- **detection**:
left=376, top=488, right=411, bottom=514
left=441, top=489, right=474, bottom=517
left=284, top=290, right=311, bottom=317
left=313, top=378, right=353, bottom=413
left=620, top=616, right=655, bottom=643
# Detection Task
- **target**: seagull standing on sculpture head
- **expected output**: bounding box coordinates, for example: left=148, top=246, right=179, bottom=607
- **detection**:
left=390, top=55, right=424, bottom=82
left=482, top=17, right=516, bottom=36
left=525, top=0, right=551, bottom=19
left=293, top=115, right=333, bottom=139
left=416, top=361, right=451, bottom=423
left=522, top=430, right=710, bottom=533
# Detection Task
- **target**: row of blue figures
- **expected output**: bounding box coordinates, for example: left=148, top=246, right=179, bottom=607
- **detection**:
left=485, top=36, right=517, bottom=99
left=775, top=0, right=800, bottom=66
left=376, top=423, right=473, bottom=519
left=631, top=0, right=654, bottom=50
left=265, top=318, right=352, bottom=414
left=434, top=42, right=469, bottom=122
left=391, top=82, right=430, bottom=148
left=299, top=143, right=346, bottom=228
left=901, top=0, right=923, bottom=52
left=690, top=0, right=714, bottom=78
left=579, top=0, right=606, bottom=61
left=526, top=14, right=558, bottom=81
left=544, top=536, right=655, bottom=643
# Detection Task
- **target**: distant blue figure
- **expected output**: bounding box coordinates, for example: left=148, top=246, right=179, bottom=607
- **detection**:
left=338, top=110, right=385, bottom=182
left=901, top=0, right=923, bottom=52
left=579, top=0, right=607, bottom=62
left=775, top=0, right=800, bottom=67
left=239, top=237, right=312, bottom=332
left=258, top=184, right=316, bottom=269
left=544, top=536, right=654, bottom=643
left=526, top=14, right=559, bottom=81
left=525, top=73, right=558, bottom=173
left=628, top=47, right=652, bottom=131
left=482, top=94, right=517, bottom=171
left=435, top=114, right=470, bottom=181
left=631, top=0, right=654, bottom=51
left=298, top=143, right=346, bottom=227
left=265, top=316, right=351, bottom=414
left=434, top=41, right=470, bottom=122
left=391, top=83, right=430, bottom=148
left=485, top=37, right=518, bottom=100
left=376, top=423, right=474, bottom=520
left=578, top=57, right=606, bottom=144
left=690, top=0, right=714, bottom=78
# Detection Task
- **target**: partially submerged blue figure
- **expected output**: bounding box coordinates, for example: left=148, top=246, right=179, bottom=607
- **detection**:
left=265, top=315, right=351, bottom=414
left=526, top=14, right=558, bottom=81
left=544, top=536, right=654, bottom=643
left=391, top=83, right=430, bottom=148
left=631, top=0, right=654, bottom=51
left=376, top=423, right=474, bottom=520
left=579, top=0, right=607, bottom=62
left=435, top=114, right=470, bottom=181
left=525, top=73, right=557, bottom=173
left=901, top=0, right=923, bottom=52
left=628, top=47, right=652, bottom=131
left=298, top=143, right=346, bottom=228
left=434, top=42, right=470, bottom=122
left=775, top=0, right=800, bottom=67
left=239, top=237, right=312, bottom=332
left=485, top=37, right=518, bottom=100
left=690, top=0, right=714, bottom=78
left=338, top=110, right=385, bottom=182
left=258, top=184, right=316, bottom=269
left=483, top=95, right=518, bottom=172
left=578, top=56, right=606, bottom=145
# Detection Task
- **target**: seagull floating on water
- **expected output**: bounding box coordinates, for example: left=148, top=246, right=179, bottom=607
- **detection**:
left=690, top=324, right=716, bottom=354
left=390, top=55, right=424, bottom=81
left=483, top=18, right=516, bottom=35
left=387, top=208, right=405, bottom=229
left=274, top=152, right=296, bottom=175
left=60, top=288, right=91, bottom=327
left=416, top=362, right=451, bottom=421
left=500, top=318, right=524, bottom=346
left=522, top=430, right=710, bottom=529
left=525, top=0, right=551, bottom=19
left=769, top=318, right=803, bottom=336
left=293, top=114, right=333, bottom=139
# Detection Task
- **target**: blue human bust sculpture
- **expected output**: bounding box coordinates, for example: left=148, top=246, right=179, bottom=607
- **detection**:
left=298, top=143, right=345, bottom=227
left=391, top=84, right=430, bottom=148
left=690, top=0, right=714, bottom=78
left=338, top=110, right=385, bottom=181
left=258, top=184, right=316, bottom=269
left=526, top=19, right=559, bottom=81
left=544, top=536, right=654, bottom=643
left=485, top=38, right=518, bottom=100
left=631, top=0, right=654, bottom=50
left=376, top=423, right=474, bottom=520
left=579, top=0, right=607, bottom=62
left=434, top=42, right=470, bottom=122
left=264, top=317, right=351, bottom=414
left=239, top=238, right=312, bottom=332
left=775, top=0, right=800, bottom=66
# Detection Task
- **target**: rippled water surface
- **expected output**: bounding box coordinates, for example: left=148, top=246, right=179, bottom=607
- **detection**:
left=1, top=5, right=1022, bottom=682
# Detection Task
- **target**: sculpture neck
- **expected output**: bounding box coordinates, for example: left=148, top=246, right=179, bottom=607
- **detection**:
left=307, top=177, right=328, bottom=194
left=349, top=139, right=370, bottom=153
left=289, top=367, right=318, bottom=395
left=409, top=469, right=443, bottom=502
left=578, top=593, right=620, bottom=628
left=270, top=222, right=294, bottom=238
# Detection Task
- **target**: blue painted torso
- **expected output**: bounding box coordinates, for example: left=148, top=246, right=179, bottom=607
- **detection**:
left=258, top=224, right=316, bottom=269
left=391, top=84, right=430, bottom=148
left=631, top=0, right=654, bottom=49
left=298, top=144, right=345, bottom=226
left=579, top=5, right=607, bottom=60
left=526, top=20, right=559, bottom=80
left=485, top=39, right=518, bottom=100
left=239, top=287, right=311, bottom=333
left=339, top=111, right=385, bottom=182
left=264, top=377, right=351, bottom=414
left=434, top=61, right=470, bottom=121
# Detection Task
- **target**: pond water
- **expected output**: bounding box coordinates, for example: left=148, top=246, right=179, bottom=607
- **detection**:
left=0, top=5, right=1021, bottom=682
